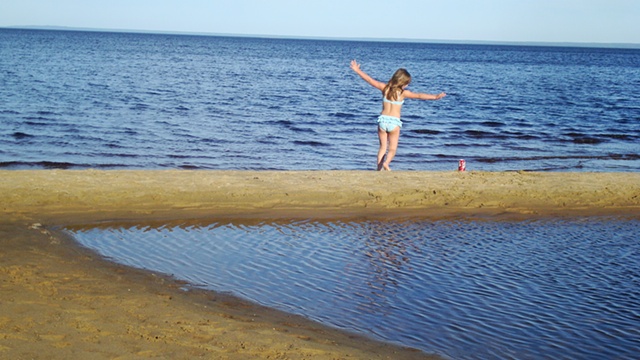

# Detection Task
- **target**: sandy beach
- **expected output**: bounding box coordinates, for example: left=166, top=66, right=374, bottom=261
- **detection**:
left=1, top=170, right=639, bottom=359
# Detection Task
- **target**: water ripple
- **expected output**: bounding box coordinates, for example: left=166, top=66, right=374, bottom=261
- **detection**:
left=1, top=29, right=639, bottom=171
left=68, top=217, right=640, bottom=359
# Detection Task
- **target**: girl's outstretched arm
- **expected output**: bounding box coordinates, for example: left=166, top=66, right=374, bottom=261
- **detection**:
left=350, top=60, right=386, bottom=90
left=404, top=89, right=446, bottom=100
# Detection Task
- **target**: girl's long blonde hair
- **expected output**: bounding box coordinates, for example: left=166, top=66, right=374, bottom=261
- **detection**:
left=383, top=68, right=411, bottom=101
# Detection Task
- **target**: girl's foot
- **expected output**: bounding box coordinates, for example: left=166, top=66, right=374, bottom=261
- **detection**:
left=377, top=155, right=387, bottom=171
left=383, top=162, right=391, bottom=171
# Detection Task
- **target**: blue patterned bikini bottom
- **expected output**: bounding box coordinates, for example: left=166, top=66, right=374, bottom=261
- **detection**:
left=377, top=115, right=402, bottom=132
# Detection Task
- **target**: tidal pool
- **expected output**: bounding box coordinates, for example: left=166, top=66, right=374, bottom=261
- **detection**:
left=69, top=217, right=640, bottom=359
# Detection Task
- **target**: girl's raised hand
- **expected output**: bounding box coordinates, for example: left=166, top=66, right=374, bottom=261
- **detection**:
left=350, top=59, right=361, bottom=72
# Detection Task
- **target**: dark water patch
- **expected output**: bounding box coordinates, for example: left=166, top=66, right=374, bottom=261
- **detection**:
left=434, top=153, right=462, bottom=159
left=600, top=133, right=637, bottom=141
left=560, top=132, right=608, bottom=144
left=499, top=130, right=542, bottom=141
left=256, top=138, right=279, bottom=145
left=332, top=112, right=357, bottom=119
left=475, top=153, right=640, bottom=164
left=516, top=134, right=542, bottom=141
left=0, top=161, right=81, bottom=169
left=462, top=129, right=506, bottom=139
left=0, top=160, right=144, bottom=169
left=0, top=161, right=25, bottom=168
left=479, top=121, right=505, bottom=128
left=119, top=128, right=139, bottom=136
left=23, top=116, right=55, bottom=124
left=288, top=126, right=318, bottom=134
left=96, top=152, right=140, bottom=159
left=275, top=119, right=295, bottom=127
left=167, top=154, right=196, bottom=159
left=443, top=143, right=471, bottom=147
left=411, top=129, right=441, bottom=135
left=11, top=132, right=34, bottom=140
left=23, top=119, right=53, bottom=126
left=130, top=103, right=151, bottom=111
left=572, top=137, right=607, bottom=145
left=505, top=105, right=525, bottom=112
left=402, top=114, right=422, bottom=120
left=607, top=153, right=640, bottom=160
left=88, top=82, right=109, bottom=89
left=198, top=137, right=234, bottom=145
left=293, top=140, right=330, bottom=147
left=35, top=110, right=59, bottom=116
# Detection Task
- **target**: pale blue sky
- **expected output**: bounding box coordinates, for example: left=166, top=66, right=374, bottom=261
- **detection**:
left=1, top=0, right=639, bottom=44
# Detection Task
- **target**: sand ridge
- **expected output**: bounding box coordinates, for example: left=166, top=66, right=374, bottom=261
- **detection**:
left=1, top=170, right=639, bottom=224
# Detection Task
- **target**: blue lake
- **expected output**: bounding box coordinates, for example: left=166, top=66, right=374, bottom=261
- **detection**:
left=1, top=28, right=639, bottom=171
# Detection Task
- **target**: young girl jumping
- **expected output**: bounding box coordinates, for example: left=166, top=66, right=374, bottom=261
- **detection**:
left=350, top=60, right=446, bottom=171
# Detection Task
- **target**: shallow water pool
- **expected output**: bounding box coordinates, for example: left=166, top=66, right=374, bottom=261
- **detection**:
left=69, top=217, right=640, bottom=359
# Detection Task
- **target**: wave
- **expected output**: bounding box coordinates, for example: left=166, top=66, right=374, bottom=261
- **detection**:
left=479, top=121, right=505, bottom=128
left=293, top=140, right=330, bottom=147
left=475, top=153, right=640, bottom=163
left=0, top=161, right=92, bottom=169
left=411, top=129, right=441, bottom=135
left=332, top=112, right=357, bottom=119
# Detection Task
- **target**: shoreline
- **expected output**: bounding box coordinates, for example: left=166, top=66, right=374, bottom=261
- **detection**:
left=2, top=170, right=639, bottom=358
left=2, top=222, right=433, bottom=359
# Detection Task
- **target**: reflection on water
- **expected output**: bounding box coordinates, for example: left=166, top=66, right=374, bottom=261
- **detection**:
left=68, top=218, right=640, bottom=360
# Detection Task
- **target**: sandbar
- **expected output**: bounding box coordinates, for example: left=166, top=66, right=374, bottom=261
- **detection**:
left=2, top=170, right=639, bottom=223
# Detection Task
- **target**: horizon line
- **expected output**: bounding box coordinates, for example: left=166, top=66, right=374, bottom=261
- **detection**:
left=4, top=25, right=640, bottom=49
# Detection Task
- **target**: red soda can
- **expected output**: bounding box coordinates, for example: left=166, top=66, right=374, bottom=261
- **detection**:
left=458, top=159, right=466, bottom=171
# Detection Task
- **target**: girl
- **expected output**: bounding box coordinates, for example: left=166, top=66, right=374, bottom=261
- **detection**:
left=350, top=60, right=446, bottom=171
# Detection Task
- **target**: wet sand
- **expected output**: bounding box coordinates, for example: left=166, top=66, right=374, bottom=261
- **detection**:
left=1, top=170, right=639, bottom=359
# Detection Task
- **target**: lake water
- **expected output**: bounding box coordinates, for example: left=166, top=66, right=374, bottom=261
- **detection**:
left=69, top=217, right=640, bottom=360
left=1, top=28, right=639, bottom=171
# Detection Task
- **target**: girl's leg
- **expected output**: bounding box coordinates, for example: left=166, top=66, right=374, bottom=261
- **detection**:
left=382, top=127, right=400, bottom=171
left=377, top=127, right=388, bottom=171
